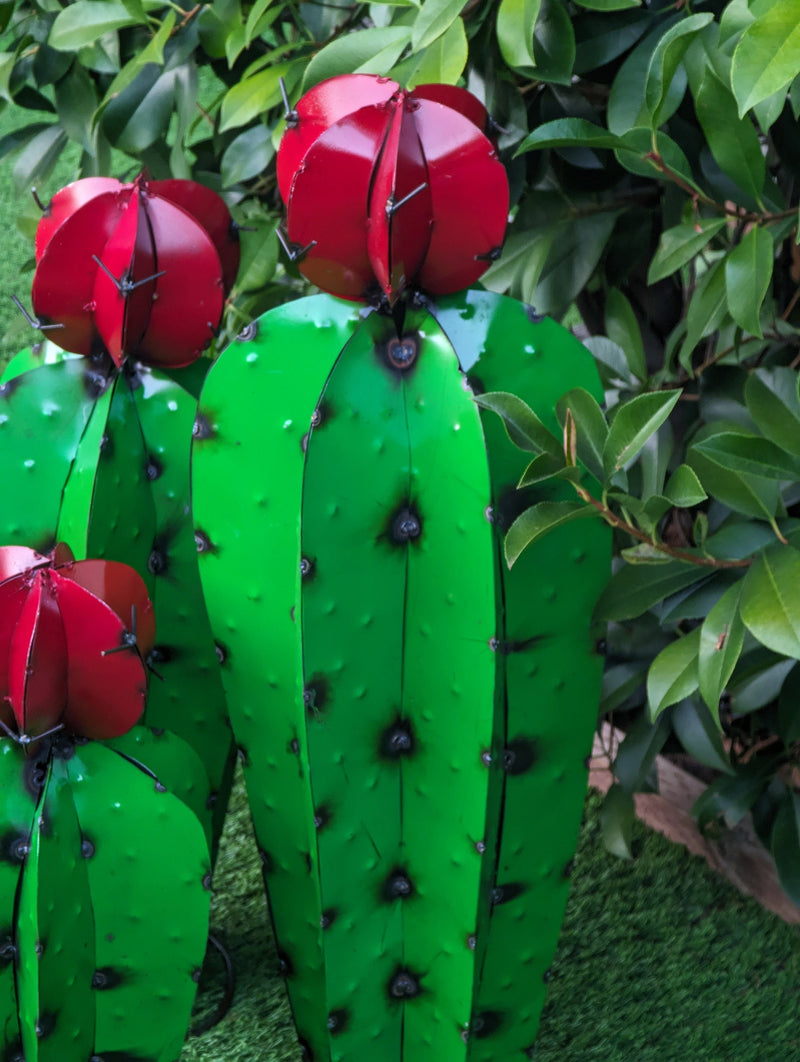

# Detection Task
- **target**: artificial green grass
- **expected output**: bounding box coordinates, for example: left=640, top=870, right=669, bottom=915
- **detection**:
left=185, top=772, right=800, bottom=1062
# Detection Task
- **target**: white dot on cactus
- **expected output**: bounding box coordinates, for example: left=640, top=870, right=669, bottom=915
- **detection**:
left=453, top=422, right=461, bottom=431
left=283, top=419, right=293, bottom=429
left=24, top=459, right=34, bottom=468
left=167, top=400, right=178, bottom=411
left=246, top=352, right=258, bottom=363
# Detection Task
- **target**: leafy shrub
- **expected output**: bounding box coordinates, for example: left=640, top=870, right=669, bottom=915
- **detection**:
left=3, top=0, right=800, bottom=901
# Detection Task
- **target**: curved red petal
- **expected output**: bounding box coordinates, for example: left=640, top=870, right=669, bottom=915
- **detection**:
left=50, top=542, right=75, bottom=567
left=0, top=547, right=50, bottom=584
left=277, top=74, right=399, bottom=203
left=414, top=100, right=508, bottom=294
left=409, top=84, right=491, bottom=138
left=32, top=190, right=128, bottom=356
left=8, top=574, right=67, bottom=735
left=57, top=558, right=155, bottom=656
left=367, top=97, right=432, bottom=301
left=148, top=179, right=241, bottom=294
left=0, top=574, right=32, bottom=721
left=133, top=196, right=224, bottom=368
left=287, top=104, right=394, bottom=300
left=92, top=184, right=157, bottom=368
left=35, top=177, right=123, bottom=263
left=52, top=573, right=147, bottom=740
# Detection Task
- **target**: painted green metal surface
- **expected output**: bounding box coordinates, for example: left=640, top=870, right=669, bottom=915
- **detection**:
left=16, top=753, right=95, bottom=1062
left=300, top=311, right=409, bottom=1062
left=67, top=739, right=211, bottom=1062
left=0, top=358, right=102, bottom=551
left=57, top=382, right=114, bottom=556
left=398, top=309, right=496, bottom=1062
left=0, top=741, right=39, bottom=1058
left=434, top=291, right=609, bottom=1059
left=193, top=294, right=362, bottom=1062
left=132, top=365, right=236, bottom=849
left=1, top=341, right=72, bottom=382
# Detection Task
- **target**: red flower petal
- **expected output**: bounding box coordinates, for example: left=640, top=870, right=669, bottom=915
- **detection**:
left=57, top=558, right=155, bottom=657
left=0, top=546, right=50, bottom=584
left=35, top=177, right=123, bottom=264
left=8, top=574, right=67, bottom=735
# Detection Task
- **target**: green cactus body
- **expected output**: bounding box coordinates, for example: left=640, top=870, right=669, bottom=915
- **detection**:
left=0, top=352, right=235, bottom=853
left=193, top=290, right=609, bottom=1061
left=0, top=732, right=211, bottom=1061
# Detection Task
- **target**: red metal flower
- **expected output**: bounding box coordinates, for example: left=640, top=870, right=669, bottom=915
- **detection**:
left=277, top=75, right=509, bottom=303
left=0, top=544, right=155, bottom=741
left=31, top=175, right=240, bottom=369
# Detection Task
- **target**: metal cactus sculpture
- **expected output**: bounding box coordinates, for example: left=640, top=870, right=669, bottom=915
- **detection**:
left=0, top=545, right=211, bottom=1062
left=193, top=74, right=610, bottom=1061
left=1, top=174, right=241, bottom=851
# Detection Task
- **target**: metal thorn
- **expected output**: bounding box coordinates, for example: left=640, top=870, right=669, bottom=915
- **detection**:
left=30, top=187, right=47, bottom=212
left=276, top=227, right=316, bottom=264
left=385, top=182, right=428, bottom=219
left=279, top=77, right=299, bottom=127
left=92, top=255, right=165, bottom=295
left=10, top=294, right=65, bottom=332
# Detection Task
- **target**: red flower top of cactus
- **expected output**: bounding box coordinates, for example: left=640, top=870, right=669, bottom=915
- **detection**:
left=0, top=544, right=155, bottom=742
left=31, top=175, right=240, bottom=369
left=277, top=74, right=509, bottom=304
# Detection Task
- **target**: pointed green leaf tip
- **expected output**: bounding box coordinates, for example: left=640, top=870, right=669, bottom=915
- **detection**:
left=603, top=389, right=681, bottom=476
left=740, top=546, right=800, bottom=659
left=648, top=627, right=700, bottom=720
left=474, top=390, right=562, bottom=456
left=505, top=500, right=598, bottom=567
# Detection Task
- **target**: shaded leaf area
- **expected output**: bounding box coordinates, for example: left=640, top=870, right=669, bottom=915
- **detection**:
left=187, top=780, right=800, bottom=1062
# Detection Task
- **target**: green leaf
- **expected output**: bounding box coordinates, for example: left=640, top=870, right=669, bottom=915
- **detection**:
left=411, top=0, right=464, bottom=52
left=405, top=16, right=467, bottom=86
left=497, top=0, right=540, bottom=70
left=12, top=125, right=67, bottom=195
left=534, top=210, right=620, bottom=318
left=647, top=218, right=728, bottom=285
left=672, top=699, right=733, bottom=774
left=731, top=0, right=800, bottom=116
left=303, top=27, right=412, bottom=89
left=725, top=227, right=773, bottom=338
left=531, top=0, right=575, bottom=85
left=680, top=259, right=728, bottom=370
left=505, top=501, right=598, bottom=568
left=102, top=9, right=175, bottom=101
left=473, top=391, right=562, bottom=455
left=615, top=128, right=699, bottom=192
left=644, top=13, right=714, bottom=128
left=772, top=792, right=800, bottom=905
left=604, top=287, right=646, bottom=382
left=517, top=451, right=567, bottom=487
left=648, top=627, right=701, bottom=719
left=583, top=336, right=637, bottom=388
left=54, top=62, right=97, bottom=152
left=698, top=581, right=745, bottom=718
left=691, top=432, right=800, bottom=481
left=516, top=117, right=623, bottom=155
left=600, top=662, right=648, bottom=714
left=245, top=0, right=275, bottom=46
left=556, top=387, right=608, bottom=482
left=614, top=708, right=671, bottom=791
left=603, top=389, right=681, bottom=476
left=778, top=664, right=800, bottom=745
left=693, top=767, right=768, bottom=830
left=730, top=655, right=795, bottom=713
left=599, top=785, right=635, bottom=860
left=740, top=546, right=800, bottom=658
left=595, top=560, right=709, bottom=622
left=689, top=449, right=780, bottom=523
left=221, top=123, right=275, bottom=187
left=479, top=230, right=552, bottom=297
left=745, top=368, right=800, bottom=456
left=234, top=220, right=279, bottom=294
left=664, top=464, right=707, bottom=507
left=695, top=65, right=766, bottom=204
left=606, top=16, right=682, bottom=135
left=573, top=0, right=640, bottom=8
left=220, top=62, right=292, bottom=132
left=50, top=0, right=150, bottom=50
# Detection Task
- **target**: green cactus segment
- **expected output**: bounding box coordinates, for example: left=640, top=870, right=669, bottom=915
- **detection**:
left=106, top=725, right=212, bottom=849
left=132, top=366, right=235, bottom=849
left=0, top=741, right=39, bottom=1055
left=57, top=382, right=115, bottom=556
left=0, top=358, right=101, bottom=551
left=433, top=291, right=609, bottom=1058
left=16, top=753, right=96, bottom=1062
left=1, top=341, right=72, bottom=382
left=66, top=739, right=210, bottom=1062
left=300, top=311, right=411, bottom=1061
left=397, top=310, right=496, bottom=1061
left=193, top=294, right=362, bottom=1060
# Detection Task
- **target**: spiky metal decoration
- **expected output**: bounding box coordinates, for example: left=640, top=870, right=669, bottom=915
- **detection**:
left=0, top=545, right=211, bottom=1062
left=193, top=74, right=610, bottom=1061
left=1, top=175, right=242, bottom=852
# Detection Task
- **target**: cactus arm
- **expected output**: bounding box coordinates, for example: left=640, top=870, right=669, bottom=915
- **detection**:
left=397, top=308, right=496, bottom=1062
left=0, top=342, right=73, bottom=382
left=15, top=752, right=96, bottom=1062
left=193, top=293, right=361, bottom=1061
left=66, top=740, right=210, bottom=1062
left=0, top=359, right=103, bottom=551
left=0, top=741, right=40, bottom=1057
left=299, top=311, right=412, bottom=1061
left=433, top=291, right=610, bottom=1058
left=56, top=382, right=115, bottom=556
left=131, top=366, right=236, bottom=852
left=105, top=726, right=212, bottom=850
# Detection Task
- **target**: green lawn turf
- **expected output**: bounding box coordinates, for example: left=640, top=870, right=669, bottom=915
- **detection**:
left=1, top=100, right=798, bottom=1062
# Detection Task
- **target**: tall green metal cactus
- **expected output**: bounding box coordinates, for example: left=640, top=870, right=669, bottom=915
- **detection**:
left=192, top=288, right=610, bottom=1061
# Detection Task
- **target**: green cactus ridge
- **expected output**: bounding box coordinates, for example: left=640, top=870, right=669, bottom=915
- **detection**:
left=0, top=729, right=211, bottom=1061
left=193, top=289, right=610, bottom=1061
left=0, top=349, right=236, bottom=855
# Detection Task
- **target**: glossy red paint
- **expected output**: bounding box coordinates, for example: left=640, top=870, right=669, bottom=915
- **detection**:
left=32, top=175, right=239, bottom=368
left=0, top=545, right=153, bottom=741
left=278, top=75, right=508, bottom=303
